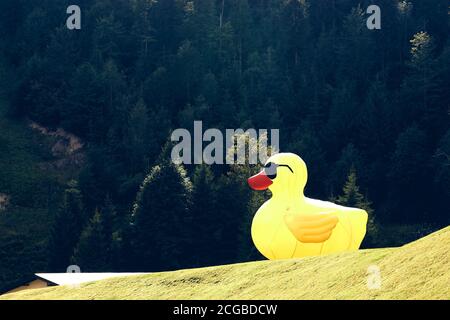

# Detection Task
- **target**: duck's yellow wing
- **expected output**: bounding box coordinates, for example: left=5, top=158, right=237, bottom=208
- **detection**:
left=284, top=212, right=339, bottom=243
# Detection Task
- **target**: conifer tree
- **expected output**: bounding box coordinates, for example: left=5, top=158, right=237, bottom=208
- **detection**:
left=131, top=158, right=193, bottom=271
left=126, top=98, right=149, bottom=172
left=336, top=167, right=377, bottom=246
left=48, top=181, right=86, bottom=271
left=432, top=130, right=450, bottom=224
left=190, top=165, right=219, bottom=266
left=72, top=209, right=110, bottom=271
left=389, top=126, right=430, bottom=222
left=401, top=32, right=441, bottom=134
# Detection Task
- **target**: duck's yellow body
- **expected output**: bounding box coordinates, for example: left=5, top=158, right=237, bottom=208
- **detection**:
left=248, top=153, right=368, bottom=260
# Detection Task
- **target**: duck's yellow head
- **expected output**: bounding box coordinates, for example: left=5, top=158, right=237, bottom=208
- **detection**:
left=248, top=153, right=308, bottom=198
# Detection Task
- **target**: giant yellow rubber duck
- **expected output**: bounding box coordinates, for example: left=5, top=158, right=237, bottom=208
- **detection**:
left=248, top=153, right=368, bottom=260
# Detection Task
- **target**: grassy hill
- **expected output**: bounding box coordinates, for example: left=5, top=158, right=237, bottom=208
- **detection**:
left=3, top=226, right=449, bottom=300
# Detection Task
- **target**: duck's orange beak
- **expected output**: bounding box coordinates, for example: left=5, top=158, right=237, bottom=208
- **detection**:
left=248, top=170, right=273, bottom=190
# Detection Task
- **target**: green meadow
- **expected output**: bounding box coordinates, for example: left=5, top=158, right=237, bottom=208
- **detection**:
left=3, top=226, right=448, bottom=300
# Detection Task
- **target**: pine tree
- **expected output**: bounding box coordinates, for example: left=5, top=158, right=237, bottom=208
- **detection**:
left=126, top=98, right=149, bottom=172
left=92, top=14, right=125, bottom=63
left=72, top=209, right=110, bottom=271
left=131, top=159, right=193, bottom=271
left=48, top=181, right=86, bottom=271
left=132, top=0, right=155, bottom=60
left=337, top=5, right=376, bottom=86
left=190, top=165, right=218, bottom=266
left=100, top=195, right=125, bottom=270
left=287, top=125, right=327, bottom=197
left=216, top=172, right=255, bottom=263
left=388, top=125, right=431, bottom=222
left=400, top=32, right=441, bottom=135
left=330, top=144, right=363, bottom=196
left=336, top=167, right=377, bottom=246
left=432, top=130, right=450, bottom=224
left=147, top=0, right=183, bottom=55
left=101, top=195, right=117, bottom=240
left=337, top=168, right=370, bottom=210
left=63, top=63, right=103, bottom=139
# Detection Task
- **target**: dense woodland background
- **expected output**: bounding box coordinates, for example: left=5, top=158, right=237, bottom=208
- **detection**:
left=0, top=0, right=449, bottom=291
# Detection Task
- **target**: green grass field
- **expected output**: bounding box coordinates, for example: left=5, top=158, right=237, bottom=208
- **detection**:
left=3, top=226, right=449, bottom=300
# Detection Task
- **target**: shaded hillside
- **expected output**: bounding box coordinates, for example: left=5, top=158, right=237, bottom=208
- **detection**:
left=3, top=226, right=449, bottom=300
left=1, top=1, right=449, bottom=273
left=0, top=99, right=82, bottom=292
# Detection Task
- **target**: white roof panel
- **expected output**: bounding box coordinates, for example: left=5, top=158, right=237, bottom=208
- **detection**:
left=35, top=273, right=149, bottom=286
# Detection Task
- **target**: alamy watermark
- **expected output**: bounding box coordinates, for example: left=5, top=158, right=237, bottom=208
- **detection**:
left=171, top=121, right=279, bottom=165
left=367, top=265, right=382, bottom=290
left=66, top=264, right=82, bottom=289
left=366, top=5, right=381, bottom=30
left=66, top=5, right=81, bottom=30
left=64, top=4, right=381, bottom=31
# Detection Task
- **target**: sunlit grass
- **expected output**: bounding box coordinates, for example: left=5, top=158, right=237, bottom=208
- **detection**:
left=3, top=226, right=449, bottom=300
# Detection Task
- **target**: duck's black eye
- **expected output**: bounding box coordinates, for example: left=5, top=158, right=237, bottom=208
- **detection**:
left=264, top=162, right=278, bottom=179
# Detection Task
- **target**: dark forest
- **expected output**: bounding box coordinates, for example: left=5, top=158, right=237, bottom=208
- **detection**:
left=0, top=0, right=448, bottom=292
